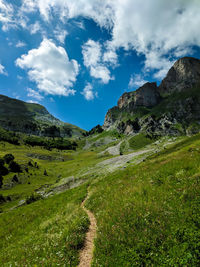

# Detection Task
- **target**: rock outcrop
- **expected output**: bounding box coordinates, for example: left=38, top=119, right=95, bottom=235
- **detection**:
left=118, top=82, right=160, bottom=109
left=103, top=57, right=200, bottom=136
left=158, top=57, right=200, bottom=96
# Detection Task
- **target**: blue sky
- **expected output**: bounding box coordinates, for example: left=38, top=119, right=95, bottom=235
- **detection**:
left=0, top=0, right=200, bottom=130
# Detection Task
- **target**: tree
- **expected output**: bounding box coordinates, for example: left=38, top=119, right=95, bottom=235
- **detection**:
left=3, top=154, right=15, bottom=164
left=0, top=176, right=3, bottom=188
left=9, top=161, right=22, bottom=173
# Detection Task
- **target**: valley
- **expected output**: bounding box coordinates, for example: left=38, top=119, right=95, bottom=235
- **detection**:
left=0, top=56, right=200, bottom=266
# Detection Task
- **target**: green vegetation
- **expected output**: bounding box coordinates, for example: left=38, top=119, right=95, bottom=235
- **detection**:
left=87, top=134, right=200, bottom=266
left=0, top=185, right=89, bottom=266
left=24, top=135, right=78, bottom=150
left=0, top=130, right=200, bottom=266
left=0, top=127, right=19, bottom=145
left=129, top=133, right=155, bottom=150
left=150, top=86, right=200, bottom=118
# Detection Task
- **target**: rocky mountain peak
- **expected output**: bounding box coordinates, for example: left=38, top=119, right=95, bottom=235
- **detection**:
left=103, top=56, right=200, bottom=135
left=159, top=57, right=200, bottom=95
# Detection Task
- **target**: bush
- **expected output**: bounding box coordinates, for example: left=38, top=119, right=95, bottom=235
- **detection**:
left=0, top=159, right=9, bottom=176
left=0, top=176, right=3, bottom=188
left=3, top=154, right=15, bottom=164
left=9, top=161, right=22, bottom=173
left=26, top=193, right=42, bottom=204
left=12, top=175, right=19, bottom=183
left=0, top=194, right=6, bottom=203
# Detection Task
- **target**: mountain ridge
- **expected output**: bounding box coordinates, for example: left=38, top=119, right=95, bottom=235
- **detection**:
left=0, top=94, right=85, bottom=138
left=103, top=56, right=200, bottom=136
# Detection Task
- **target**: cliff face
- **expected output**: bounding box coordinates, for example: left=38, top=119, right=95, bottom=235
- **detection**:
left=118, top=82, right=160, bottom=109
left=103, top=57, right=200, bottom=136
left=0, top=95, right=85, bottom=137
left=158, top=57, right=200, bottom=96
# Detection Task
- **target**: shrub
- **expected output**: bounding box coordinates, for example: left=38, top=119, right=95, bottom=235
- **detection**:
left=12, top=175, right=19, bottom=183
left=0, top=159, right=9, bottom=176
left=9, top=161, right=22, bottom=173
left=26, top=193, right=42, bottom=204
left=0, top=176, right=3, bottom=188
left=0, top=194, right=6, bottom=203
left=3, top=154, right=15, bottom=164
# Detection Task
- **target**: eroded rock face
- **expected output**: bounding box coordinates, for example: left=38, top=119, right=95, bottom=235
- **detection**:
left=159, top=57, right=200, bottom=95
left=117, top=82, right=160, bottom=109
left=134, top=82, right=160, bottom=107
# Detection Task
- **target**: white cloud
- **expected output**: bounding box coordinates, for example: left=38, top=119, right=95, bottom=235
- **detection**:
left=81, top=83, right=97, bottom=101
left=21, top=0, right=113, bottom=27
left=16, top=39, right=79, bottom=96
left=82, top=40, right=102, bottom=67
left=129, top=74, right=148, bottom=89
left=54, top=29, right=68, bottom=44
left=82, top=39, right=114, bottom=84
left=0, top=0, right=13, bottom=22
left=20, top=0, right=200, bottom=79
left=90, top=65, right=112, bottom=84
left=27, top=99, right=39, bottom=104
left=29, top=21, right=41, bottom=34
left=27, top=88, right=44, bottom=101
left=103, top=49, right=117, bottom=66
left=16, top=41, right=26, bottom=48
left=0, top=63, right=7, bottom=75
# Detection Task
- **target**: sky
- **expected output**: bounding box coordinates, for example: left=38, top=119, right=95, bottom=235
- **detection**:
left=0, top=0, right=200, bottom=130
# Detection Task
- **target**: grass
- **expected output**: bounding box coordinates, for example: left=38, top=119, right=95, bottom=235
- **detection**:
left=0, top=140, right=109, bottom=212
left=0, top=184, right=89, bottom=266
left=129, top=133, right=155, bottom=150
left=0, top=133, right=200, bottom=266
left=86, top=134, right=200, bottom=266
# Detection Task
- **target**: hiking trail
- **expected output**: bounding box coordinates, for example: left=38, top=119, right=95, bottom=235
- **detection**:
left=78, top=195, right=97, bottom=267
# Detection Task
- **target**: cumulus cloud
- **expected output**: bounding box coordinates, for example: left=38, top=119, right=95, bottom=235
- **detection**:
left=82, top=39, right=115, bottom=84
left=27, top=88, right=44, bottom=101
left=81, top=83, right=97, bottom=101
left=0, top=63, right=7, bottom=75
left=20, top=0, right=200, bottom=79
left=16, top=39, right=79, bottom=96
left=129, top=74, right=148, bottom=89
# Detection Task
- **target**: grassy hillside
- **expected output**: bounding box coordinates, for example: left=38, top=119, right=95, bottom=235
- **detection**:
left=0, top=185, right=89, bottom=266
left=0, top=132, right=200, bottom=266
left=0, top=94, right=85, bottom=137
left=87, top=134, right=200, bottom=266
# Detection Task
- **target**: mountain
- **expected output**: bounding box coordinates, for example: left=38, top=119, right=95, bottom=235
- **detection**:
left=103, top=57, right=200, bottom=136
left=0, top=95, right=85, bottom=137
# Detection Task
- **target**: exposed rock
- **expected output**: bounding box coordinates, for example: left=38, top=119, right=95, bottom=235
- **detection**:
left=117, top=82, right=161, bottom=109
left=103, top=57, right=200, bottom=136
left=159, top=57, right=200, bottom=96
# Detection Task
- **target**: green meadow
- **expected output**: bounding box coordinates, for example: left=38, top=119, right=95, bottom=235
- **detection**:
left=0, top=132, right=200, bottom=266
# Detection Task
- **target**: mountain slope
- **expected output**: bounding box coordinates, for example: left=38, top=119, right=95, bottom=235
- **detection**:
left=103, top=57, right=200, bottom=136
left=0, top=94, right=85, bottom=137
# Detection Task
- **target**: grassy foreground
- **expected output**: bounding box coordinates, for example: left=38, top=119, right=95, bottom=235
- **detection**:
left=0, top=133, right=200, bottom=266
left=0, top=184, right=89, bottom=266
left=87, top=134, right=200, bottom=266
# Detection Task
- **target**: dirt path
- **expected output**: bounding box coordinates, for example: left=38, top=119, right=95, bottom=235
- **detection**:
left=78, top=196, right=97, bottom=267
